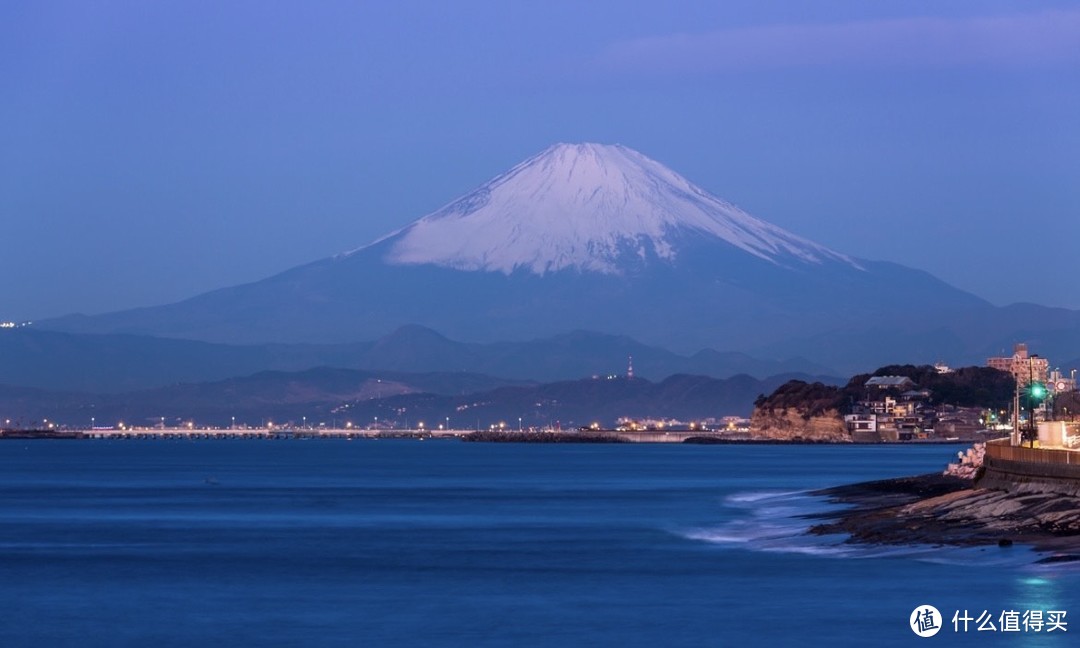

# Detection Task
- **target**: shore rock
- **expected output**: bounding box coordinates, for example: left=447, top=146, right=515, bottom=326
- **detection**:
left=808, top=473, right=1080, bottom=552
left=749, top=407, right=849, bottom=442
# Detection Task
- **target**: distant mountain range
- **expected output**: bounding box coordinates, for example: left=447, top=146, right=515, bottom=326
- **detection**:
left=0, top=326, right=836, bottom=393
left=351, top=373, right=817, bottom=429
left=27, top=142, right=1080, bottom=373
left=0, top=366, right=829, bottom=429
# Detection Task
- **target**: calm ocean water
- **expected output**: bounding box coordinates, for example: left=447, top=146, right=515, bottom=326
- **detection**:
left=0, top=440, right=1076, bottom=647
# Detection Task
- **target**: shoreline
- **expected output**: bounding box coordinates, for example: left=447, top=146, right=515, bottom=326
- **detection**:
left=807, top=473, right=1080, bottom=557
left=0, top=428, right=977, bottom=445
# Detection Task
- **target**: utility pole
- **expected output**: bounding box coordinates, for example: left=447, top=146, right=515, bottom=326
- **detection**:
left=1024, top=357, right=1049, bottom=448
left=1012, top=381, right=1020, bottom=447
left=1028, top=358, right=1036, bottom=448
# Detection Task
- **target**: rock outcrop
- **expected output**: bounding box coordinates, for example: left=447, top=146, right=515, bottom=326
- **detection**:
left=749, top=407, right=850, bottom=442
left=809, top=473, right=1080, bottom=552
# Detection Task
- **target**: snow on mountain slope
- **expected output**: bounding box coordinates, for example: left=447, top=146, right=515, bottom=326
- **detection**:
left=354, top=143, right=860, bottom=275
left=35, top=141, right=1011, bottom=366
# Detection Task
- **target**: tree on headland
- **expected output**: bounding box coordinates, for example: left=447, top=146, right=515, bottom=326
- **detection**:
left=859, top=365, right=1014, bottom=409
left=755, top=365, right=1015, bottom=416
left=754, top=380, right=845, bottom=419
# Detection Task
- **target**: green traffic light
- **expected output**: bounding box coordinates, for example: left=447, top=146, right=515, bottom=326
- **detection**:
left=1029, top=382, right=1048, bottom=401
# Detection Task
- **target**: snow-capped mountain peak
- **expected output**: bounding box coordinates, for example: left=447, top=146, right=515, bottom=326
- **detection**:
left=362, top=142, right=857, bottom=275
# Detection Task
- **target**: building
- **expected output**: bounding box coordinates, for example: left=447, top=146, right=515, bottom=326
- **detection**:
left=1048, top=368, right=1077, bottom=394
left=987, top=343, right=1049, bottom=386
left=864, top=376, right=916, bottom=390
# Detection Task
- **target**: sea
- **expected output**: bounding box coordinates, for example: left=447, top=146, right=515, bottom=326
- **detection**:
left=1, top=440, right=1077, bottom=647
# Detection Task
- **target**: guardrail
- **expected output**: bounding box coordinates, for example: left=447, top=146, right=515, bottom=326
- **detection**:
left=985, top=437, right=1080, bottom=465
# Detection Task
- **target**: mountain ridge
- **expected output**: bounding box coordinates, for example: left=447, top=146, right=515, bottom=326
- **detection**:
left=0, top=326, right=839, bottom=393
left=0, top=367, right=830, bottom=429
left=33, top=142, right=1080, bottom=370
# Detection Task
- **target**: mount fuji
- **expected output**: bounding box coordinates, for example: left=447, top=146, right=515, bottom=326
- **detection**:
left=374, top=143, right=856, bottom=275
left=45, top=142, right=1057, bottom=370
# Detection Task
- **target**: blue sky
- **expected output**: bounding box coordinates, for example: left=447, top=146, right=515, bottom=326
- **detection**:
left=3, top=1, right=1079, bottom=320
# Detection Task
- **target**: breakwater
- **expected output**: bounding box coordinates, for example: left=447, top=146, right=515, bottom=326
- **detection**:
left=1, top=427, right=744, bottom=444
left=0, top=427, right=464, bottom=441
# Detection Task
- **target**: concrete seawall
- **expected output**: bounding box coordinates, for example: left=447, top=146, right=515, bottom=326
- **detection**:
left=978, top=440, right=1080, bottom=497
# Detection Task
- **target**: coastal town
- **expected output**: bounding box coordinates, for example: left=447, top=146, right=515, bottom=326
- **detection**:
left=843, top=344, right=1077, bottom=444
left=3, top=342, right=1078, bottom=448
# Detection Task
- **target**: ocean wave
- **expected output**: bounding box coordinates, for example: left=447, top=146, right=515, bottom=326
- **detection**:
left=682, top=521, right=854, bottom=557
left=682, top=489, right=1044, bottom=566
left=723, top=489, right=808, bottom=505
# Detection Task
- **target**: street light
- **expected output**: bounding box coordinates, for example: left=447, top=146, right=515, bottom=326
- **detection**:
left=1025, top=380, right=1049, bottom=447
left=1021, top=354, right=1051, bottom=447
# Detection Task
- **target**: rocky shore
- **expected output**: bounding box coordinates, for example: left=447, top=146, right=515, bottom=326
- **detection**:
left=808, top=473, right=1080, bottom=557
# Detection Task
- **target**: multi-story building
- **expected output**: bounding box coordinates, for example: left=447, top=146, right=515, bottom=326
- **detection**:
left=987, top=343, right=1049, bottom=386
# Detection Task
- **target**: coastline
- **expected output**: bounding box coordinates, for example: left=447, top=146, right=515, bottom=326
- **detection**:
left=807, top=473, right=1080, bottom=557
left=0, top=427, right=977, bottom=445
